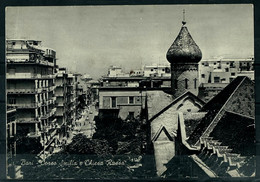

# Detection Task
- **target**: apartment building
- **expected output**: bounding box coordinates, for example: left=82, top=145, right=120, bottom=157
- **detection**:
left=98, top=87, right=147, bottom=120
left=107, top=66, right=129, bottom=77
left=66, top=74, right=77, bottom=126
left=199, top=57, right=254, bottom=84
left=6, top=39, right=57, bottom=152
left=198, top=57, right=254, bottom=102
left=143, top=64, right=171, bottom=77
left=55, top=68, right=68, bottom=138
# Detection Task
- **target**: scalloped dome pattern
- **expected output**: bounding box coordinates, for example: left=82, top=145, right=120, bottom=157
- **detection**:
left=166, top=26, right=202, bottom=64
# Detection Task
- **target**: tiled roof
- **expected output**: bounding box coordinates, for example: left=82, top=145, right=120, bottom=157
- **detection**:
left=200, top=76, right=246, bottom=112
left=146, top=91, right=174, bottom=120
left=166, top=24, right=202, bottom=64
left=183, top=112, right=207, bottom=138
left=209, top=111, right=255, bottom=156
left=187, top=76, right=254, bottom=146
left=148, top=91, right=205, bottom=122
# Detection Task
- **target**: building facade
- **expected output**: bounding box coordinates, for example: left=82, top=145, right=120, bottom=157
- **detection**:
left=98, top=87, right=146, bottom=120
left=199, top=57, right=254, bottom=84
left=6, top=39, right=58, bottom=152
left=143, top=64, right=171, bottom=77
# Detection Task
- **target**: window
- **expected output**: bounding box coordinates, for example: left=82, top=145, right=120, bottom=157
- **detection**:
left=12, top=42, right=16, bottom=46
left=201, top=74, right=205, bottom=78
left=214, top=62, right=216, bottom=65
left=129, top=96, right=134, bottom=104
left=194, top=78, right=197, bottom=89
left=162, top=69, right=165, bottom=72
left=151, top=69, right=153, bottom=71
left=231, top=72, right=235, bottom=76
left=185, top=78, right=188, bottom=89
left=136, top=97, right=140, bottom=102
left=221, top=78, right=226, bottom=82
left=214, top=77, right=220, bottom=83
left=8, top=98, right=16, bottom=104
left=225, top=68, right=229, bottom=72
left=230, top=62, right=235, bottom=68
left=202, top=63, right=204, bottom=65
left=111, top=97, right=117, bottom=108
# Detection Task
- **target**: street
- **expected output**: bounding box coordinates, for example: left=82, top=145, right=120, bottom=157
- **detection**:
left=72, top=103, right=98, bottom=140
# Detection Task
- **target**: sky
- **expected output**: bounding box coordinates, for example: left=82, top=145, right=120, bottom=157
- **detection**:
left=6, top=4, right=254, bottom=79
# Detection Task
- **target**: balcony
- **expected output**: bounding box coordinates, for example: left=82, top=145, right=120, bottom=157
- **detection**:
left=55, top=112, right=64, bottom=117
left=6, top=73, right=55, bottom=79
left=48, top=86, right=56, bottom=92
left=17, top=118, right=40, bottom=123
left=7, top=73, right=41, bottom=79
left=8, top=103, right=40, bottom=109
left=7, top=88, right=38, bottom=94
left=52, top=96, right=57, bottom=102
left=27, top=132, right=41, bottom=138
left=40, top=112, right=51, bottom=119
left=6, top=58, right=55, bottom=67
left=51, top=118, right=57, bottom=123
left=42, top=87, right=48, bottom=91
left=50, top=108, right=57, bottom=116
left=57, top=102, right=64, bottom=107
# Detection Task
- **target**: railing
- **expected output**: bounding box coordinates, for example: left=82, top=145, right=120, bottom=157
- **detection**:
left=6, top=73, right=55, bottom=79
left=6, top=73, right=41, bottom=79
left=40, top=112, right=51, bottom=119
left=27, top=132, right=41, bottom=138
left=17, top=118, right=40, bottom=123
left=6, top=58, right=55, bottom=67
left=48, top=86, right=56, bottom=92
left=57, top=102, right=64, bottom=107
left=49, top=108, right=57, bottom=116
left=8, top=103, right=39, bottom=108
left=52, top=96, right=57, bottom=101
left=7, top=88, right=38, bottom=94
left=55, top=112, right=64, bottom=116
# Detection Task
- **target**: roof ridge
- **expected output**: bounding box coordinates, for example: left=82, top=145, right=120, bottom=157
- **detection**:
left=200, top=76, right=247, bottom=112
left=149, top=91, right=205, bottom=122
left=225, top=110, right=255, bottom=120
left=193, top=77, right=247, bottom=145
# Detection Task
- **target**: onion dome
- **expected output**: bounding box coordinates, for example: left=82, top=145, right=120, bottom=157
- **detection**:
left=166, top=21, right=202, bottom=64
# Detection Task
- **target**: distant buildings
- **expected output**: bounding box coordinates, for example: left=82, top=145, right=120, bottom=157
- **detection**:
left=143, top=64, right=171, bottom=78
left=98, top=87, right=146, bottom=120
left=199, top=57, right=254, bottom=84
left=198, top=57, right=254, bottom=102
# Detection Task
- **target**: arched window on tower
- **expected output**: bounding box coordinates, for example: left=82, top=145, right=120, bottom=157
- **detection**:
left=185, top=78, right=188, bottom=89
left=194, top=78, right=197, bottom=89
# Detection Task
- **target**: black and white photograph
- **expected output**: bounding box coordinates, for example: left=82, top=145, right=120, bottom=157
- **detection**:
left=4, top=4, right=255, bottom=180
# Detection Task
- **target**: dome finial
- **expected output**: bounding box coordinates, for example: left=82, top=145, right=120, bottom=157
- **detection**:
left=182, top=9, right=186, bottom=26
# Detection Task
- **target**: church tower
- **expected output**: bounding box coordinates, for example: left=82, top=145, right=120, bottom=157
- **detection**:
left=166, top=10, right=202, bottom=97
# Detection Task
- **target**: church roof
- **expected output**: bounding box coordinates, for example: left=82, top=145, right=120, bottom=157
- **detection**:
left=187, top=76, right=255, bottom=146
left=149, top=91, right=205, bottom=122
left=166, top=22, right=202, bottom=64
left=146, top=90, right=174, bottom=120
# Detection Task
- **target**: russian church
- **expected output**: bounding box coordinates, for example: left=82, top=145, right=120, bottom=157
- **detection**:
left=144, top=11, right=255, bottom=178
